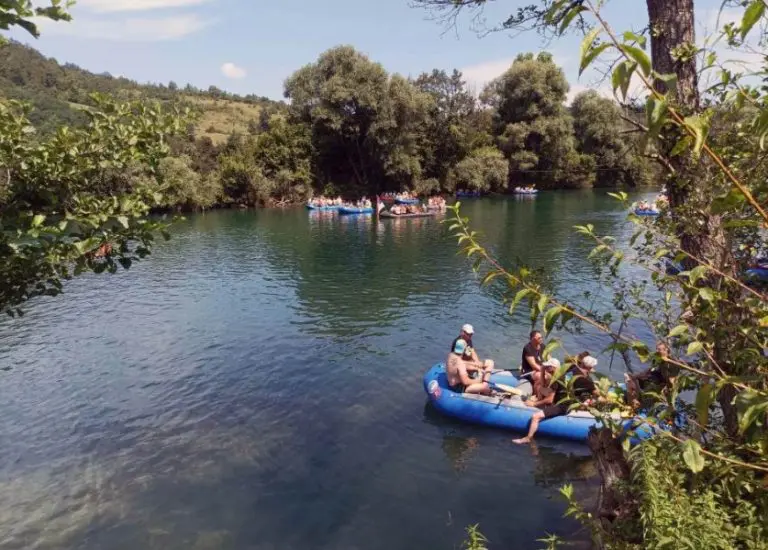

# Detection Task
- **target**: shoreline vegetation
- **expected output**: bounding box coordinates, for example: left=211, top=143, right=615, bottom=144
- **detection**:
left=1, top=41, right=655, bottom=213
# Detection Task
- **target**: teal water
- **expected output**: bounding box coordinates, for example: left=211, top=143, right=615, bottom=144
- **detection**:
left=0, top=190, right=657, bottom=549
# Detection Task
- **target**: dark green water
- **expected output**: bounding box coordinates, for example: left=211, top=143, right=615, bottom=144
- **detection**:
left=0, top=190, right=657, bottom=549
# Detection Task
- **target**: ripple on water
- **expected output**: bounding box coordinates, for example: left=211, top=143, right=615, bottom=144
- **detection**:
left=0, top=197, right=659, bottom=549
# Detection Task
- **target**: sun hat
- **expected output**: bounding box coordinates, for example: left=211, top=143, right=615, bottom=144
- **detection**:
left=461, top=323, right=474, bottom=335
left=582, top=356, right=598, bottom=369
left=453, top=338, right=468, bottom=355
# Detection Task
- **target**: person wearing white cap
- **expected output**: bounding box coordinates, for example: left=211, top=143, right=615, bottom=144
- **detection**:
left=513, top=353, right=601, bottom=445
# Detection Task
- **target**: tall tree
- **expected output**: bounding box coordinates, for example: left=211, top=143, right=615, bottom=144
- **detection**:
left=483, top=53, right=593, bottom=188
left=284, top=46, right=430, bottom=196
left=414, top=69, right=477, bottom=184
left=571, top=90, right=651, bottom=187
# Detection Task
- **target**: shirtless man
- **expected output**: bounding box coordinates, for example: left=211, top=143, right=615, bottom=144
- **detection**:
left=446, top=339, right=492, bottom=395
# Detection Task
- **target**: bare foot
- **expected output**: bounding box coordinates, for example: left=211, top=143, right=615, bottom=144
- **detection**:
left=513, top=437, right=531, bottom=445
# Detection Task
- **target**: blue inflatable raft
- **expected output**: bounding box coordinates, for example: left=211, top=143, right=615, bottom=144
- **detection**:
left=746, top=266, right=768, bottom=283
left=395, top=198, right=420, bottom=205
left=306, top=204, right=340, bottom=211
left=634, top=209, right=660, bottom=217
left=338, top=206, right=374, bottom=215
left=423, top=363, right=651, bottom=443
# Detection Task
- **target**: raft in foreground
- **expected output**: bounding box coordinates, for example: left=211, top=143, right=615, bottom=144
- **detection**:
left=423, top=363, right=648, bottom=443
left=306, top=204, right=340, bottom=211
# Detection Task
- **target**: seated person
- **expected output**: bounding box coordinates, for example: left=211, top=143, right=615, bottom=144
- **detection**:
left=625, top=341, right=677, bottom=409
left=446, top=339, right=492, bottom=395
left=513, top=355, right=600, bottom=444
left=521, top=330, right=547, bottom=394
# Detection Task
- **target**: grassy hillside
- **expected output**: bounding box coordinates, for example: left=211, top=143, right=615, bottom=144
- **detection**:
left=0, top=40, right=280, bottom=139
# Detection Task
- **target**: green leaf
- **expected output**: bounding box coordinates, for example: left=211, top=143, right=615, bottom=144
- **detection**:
left=622, top=30, right=647, bottom=49
left=510, top=288, right=532, bottom=314
left=656, top=72, right=678, bottom=95
left=537, top=293, right=549, bottom=313
left=612, top=60, right=637, bottom=101
left=622, top=45, right=651, bottom=77
left=683, top=112, right=712, bottom=158
left=558, top=4, right=587, bottom=35
left=689, top=265, right=708, bottom=284
left=580, top=27, right=603, bottom=73
left=580, top=43, right=611, bottom=76
left=542, top=339, right=561, bottom=360
left=687, top=341, right=704, bottom=355
left=668, top=324, right=688, bottom=338
left=116, top=215, right=129, bottom=229
left=543, top=306, right=564, bottom=334
left=741, top=0, right=765, bottom=39
left=670, top=136, right=692, bottom=157
left=645, top=96, right=668, bottom=141
left=698, top=287, right=715, bottom=302
left=695, top=383, right=715, bottom=426
left=682, top=439, right=705, bottom=473
left=32, top=214, right=46, bottom=228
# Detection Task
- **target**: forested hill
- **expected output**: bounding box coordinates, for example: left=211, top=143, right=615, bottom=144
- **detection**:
left=0, top=40, right=279, bottom=142
left=0, top=43, right=654, bottom=209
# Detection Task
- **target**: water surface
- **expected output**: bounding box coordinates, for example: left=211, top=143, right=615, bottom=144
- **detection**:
left=0, top=190, right=657, bottom=549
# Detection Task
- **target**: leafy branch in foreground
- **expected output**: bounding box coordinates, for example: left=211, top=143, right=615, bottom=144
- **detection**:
left=0, top=95, right=190, bottom=316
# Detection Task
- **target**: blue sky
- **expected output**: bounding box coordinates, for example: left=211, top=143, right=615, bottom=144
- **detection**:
left=7, top=0, right=740, bottom=101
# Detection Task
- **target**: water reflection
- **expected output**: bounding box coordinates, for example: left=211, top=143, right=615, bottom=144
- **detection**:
left=0, top=193, right=659, bottom=550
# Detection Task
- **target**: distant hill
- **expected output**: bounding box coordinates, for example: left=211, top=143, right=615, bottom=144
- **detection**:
left=0, top=40, right=282, bottom=143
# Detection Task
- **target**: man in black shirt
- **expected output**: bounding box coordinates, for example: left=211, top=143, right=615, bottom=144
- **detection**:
left=513, top=355, right=600, bottom=444
left=451, top=323, right=480, bottom=364
left=521, top=330, right=546, bottom=394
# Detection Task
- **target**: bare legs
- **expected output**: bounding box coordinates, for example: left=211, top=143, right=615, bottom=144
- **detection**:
left=513, top=410, right=546, bottom=444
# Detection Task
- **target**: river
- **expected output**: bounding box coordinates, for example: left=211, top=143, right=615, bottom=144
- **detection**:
left=0, top=190, right=658, bottom=550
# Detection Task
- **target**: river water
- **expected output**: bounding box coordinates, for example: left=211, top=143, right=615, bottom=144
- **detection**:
left=0, top=190, right=657, bottom=550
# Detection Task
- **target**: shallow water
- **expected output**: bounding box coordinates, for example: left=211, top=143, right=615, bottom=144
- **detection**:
left=0, top=190, right=657, bottom=549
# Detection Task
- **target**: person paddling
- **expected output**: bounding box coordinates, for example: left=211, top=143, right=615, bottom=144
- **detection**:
left=513, top=354, right=600, bottom=444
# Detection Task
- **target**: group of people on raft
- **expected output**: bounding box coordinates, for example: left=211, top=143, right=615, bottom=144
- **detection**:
left=308, top=196, right=372, bottom=208
left=445, top=324, right=676, bottom=444
left=379, top=195, right=447, bottom=215
left=308, top=195, right=343, bottom=207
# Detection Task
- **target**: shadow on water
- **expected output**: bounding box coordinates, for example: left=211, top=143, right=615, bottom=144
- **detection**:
left=0, top=192, right=661, bottom=550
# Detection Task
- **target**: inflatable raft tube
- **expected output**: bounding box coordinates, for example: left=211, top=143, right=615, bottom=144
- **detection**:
left=634, top=209, right=660, bottom=216
left=394, top=198, right=420, bottom=205
left=423, top=363, right=651, bottom=443
left=379, top=211, right=435, bottom=219
left=306, top=204, right=340, bottom=211
left=339, top=206, right=374, bottom=215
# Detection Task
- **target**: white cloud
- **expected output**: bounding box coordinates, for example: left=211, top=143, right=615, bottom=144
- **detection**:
left=76, top=0, right=213, bottom=12
left=460, top=58, right=515, bottom=94
left=221, top=62, right=246, bottom=79
left=36, top=14, right=209, bottom=41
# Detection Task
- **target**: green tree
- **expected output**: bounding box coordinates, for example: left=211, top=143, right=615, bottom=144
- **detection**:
left=451, top=146, right=508, bottom=193
left=0, top=96, right=187, bottom=315
left=571, top=90, right=652, bottom=188
left=414, top=69, right=478, bottom=186
left=483, top=53, right=594, bottom=188
left=284, top=45, right=431, bottom=196
left=415, top=0, right=768, bottom=548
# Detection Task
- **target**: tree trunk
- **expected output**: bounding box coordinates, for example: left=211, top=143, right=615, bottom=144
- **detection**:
left=646, top=0, right=740, bottom=435
left=587, top=428, right=632, bottom=526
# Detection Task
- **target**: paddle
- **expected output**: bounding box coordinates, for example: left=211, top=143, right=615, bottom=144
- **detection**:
left=490, top=381, right=526, bottom=396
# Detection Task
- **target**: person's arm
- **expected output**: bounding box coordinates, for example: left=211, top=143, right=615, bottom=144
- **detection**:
left=525, top=353, right=543, bottom=373
left=459, top=362, right=487, bottom=386
left=525, top=388, right=555, bottom=408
